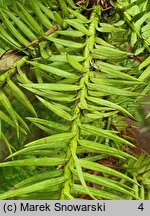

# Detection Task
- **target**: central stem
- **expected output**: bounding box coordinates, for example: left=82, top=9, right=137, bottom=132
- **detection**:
left=61, top=5, right=101, bottom=199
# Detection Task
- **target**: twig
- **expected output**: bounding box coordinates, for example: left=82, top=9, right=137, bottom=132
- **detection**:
left=25, top=24, right=58, bottom=48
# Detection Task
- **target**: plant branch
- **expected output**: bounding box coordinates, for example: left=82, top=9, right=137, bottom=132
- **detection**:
left=61, top=5, right=101, bottom=199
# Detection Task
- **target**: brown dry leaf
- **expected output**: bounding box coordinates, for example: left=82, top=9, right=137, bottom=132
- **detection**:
left=0, top=51, right=21, bottom=72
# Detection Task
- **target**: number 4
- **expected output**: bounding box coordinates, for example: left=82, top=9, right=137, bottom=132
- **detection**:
left=138, top=203, right=144, bottom=211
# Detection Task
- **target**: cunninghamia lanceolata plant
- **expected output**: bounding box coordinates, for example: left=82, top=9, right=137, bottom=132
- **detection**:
left=0, top=0, right=150, bottom=200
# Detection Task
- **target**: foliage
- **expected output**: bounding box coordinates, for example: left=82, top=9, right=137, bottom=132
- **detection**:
left=0, top=0, right=150, bottom=200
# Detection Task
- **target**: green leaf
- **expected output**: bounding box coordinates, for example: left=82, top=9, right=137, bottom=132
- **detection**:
left=80, top=160, right=136, bottom=184
left=0, top=90, right=18, bottom=134
left=125, top=0, right=146, bottom=10
left=2, top=9, right=36, bottom=41
left=57, top=30, right=84, bottom=37
left=95, top=37, right=114, bottom=47
left=139, top=56, right=150, bottom=70
left=90, top=78, right=142, bottom=86
left=17, top=2, right=44, bottom=35
left=30, top=0, right=52, bottom=29
left=37, top=96, right=73, bottom=121
left=97, top=26, right=125, bottom=33
left=0, top=110, right=28, bottom=135
left=65, top=19, right=89, bottom=35
left=21, top=86, right=75, bottom=103
left=72, top=184, right=122, bottom=200
left=0, top=110, right=16, bottom=128
left=84, top=110, right=118, bottom=120
left=68, top=9, right=89, bottom=22
left=7, top=79, right=37, bottom=116
left=1, top=11, right=29, bottom=46
left=27, top=61, right=79, bottom=79
left=46, top=37, right=85, bottom=49
left=0, top=158, right=67, bottom=167
left=58, top=0, right=68, bottom=17
left=73, top=170, right=136, bottom=198
left=14, top=110, right=29, bottom=132
left=22, top=83, right=81, bottom=91
left=25, top=132, right=75, bottom=147
left=92, top=45, right=130, bottom=59
left=79, top=124, right=133, bottom=147
left=87, top=83, right=141, bottom=96
left=67, top=54, right=84, bottom=72
left=78, top=140, right=135, bottom=159
left=53, top=11, right=64, bottom=28
left=96, top=60, right=131, bottom=71
left=146, top=112, right=150, bottom=119
left=87, top=96, right=134, bottom=119
left=0, top=176, right=66, bottom=200
left=30, top=122, right=53, bottom=134
left=0, top=25, right=21, bottom=48
left=26, top=117, right=70, bottom=131
left=139, top=65, right=150, bottom=81
left=95, top=61, right=139, bottom=81
left=7, top=141, right=68, bottom=159
left=72, top=152, right=96, bottom=200
left=48, top=54, right=85, bottom=62
left=0, top=132, right=14, bottom=155
left=14, top=170, right=63, bottom=189
left=36, top=1, right=55, bottom=21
